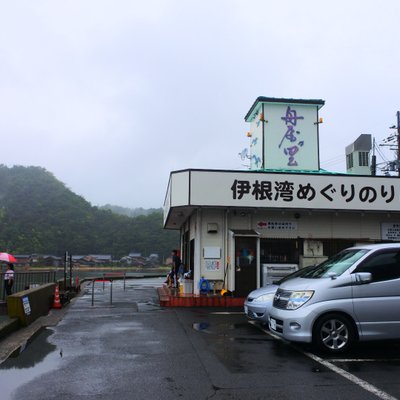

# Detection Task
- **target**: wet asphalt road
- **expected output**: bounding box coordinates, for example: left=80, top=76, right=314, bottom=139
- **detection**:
left=1, top=278, right=400, bottom=400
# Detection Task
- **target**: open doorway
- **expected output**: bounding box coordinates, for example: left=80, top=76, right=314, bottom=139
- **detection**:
left=234, top=236, right=257, bottom=297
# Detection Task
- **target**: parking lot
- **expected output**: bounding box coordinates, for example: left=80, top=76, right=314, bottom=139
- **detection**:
left=184, top=309, right=400, bottom=400
left=250, top=320, right=400, bottom=400
left=1, top=279, right=399, bottom=400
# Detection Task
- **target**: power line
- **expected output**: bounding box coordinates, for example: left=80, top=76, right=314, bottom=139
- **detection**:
left=321, top=154, right=344, bottom=164
left=375, top=143, right=389, bottom=163
left=320, top=155, right=345, bottom=169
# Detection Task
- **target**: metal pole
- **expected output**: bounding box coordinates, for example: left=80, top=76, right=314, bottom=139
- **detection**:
left=371, top=137, right=376, bottom=176
left=103, top=273, right=105, bottom=291
left=397, top=111, right=400, bottom=177
left=123, top=273, right=126, bottom=291
left=110, top=280, right=113, bottom=305
left=64, top=251, right=68, bottom=290
left=91, top=279, right=95, bottom=306
left=69, top=254, right=72, bottom=289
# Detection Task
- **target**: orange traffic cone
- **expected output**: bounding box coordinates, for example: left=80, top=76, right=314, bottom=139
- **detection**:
left=53, top=285, right=62, bottom=309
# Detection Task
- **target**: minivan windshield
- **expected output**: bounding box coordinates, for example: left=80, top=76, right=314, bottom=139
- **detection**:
left=300, top=249, right=369, bottom=278
left=278, top=263, right=319, bottom=284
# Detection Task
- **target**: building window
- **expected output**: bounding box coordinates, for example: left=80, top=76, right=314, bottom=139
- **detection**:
left=358, top=151, right=369, bottom=167
left=260, top=239, right=298, bottom=264
left=346, top=153, right=354, bottom=169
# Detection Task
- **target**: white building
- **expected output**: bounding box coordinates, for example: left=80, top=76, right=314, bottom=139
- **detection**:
left=346, top=134, right=372, bottom=175
left=163, top=97, right=400, bottom=296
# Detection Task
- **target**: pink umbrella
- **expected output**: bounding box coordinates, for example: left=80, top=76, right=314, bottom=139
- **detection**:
left=0, top=253, right=17, bottom=263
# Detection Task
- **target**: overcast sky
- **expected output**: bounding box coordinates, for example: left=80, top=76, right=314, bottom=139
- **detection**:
left=1, top=1, right=399, bottom=208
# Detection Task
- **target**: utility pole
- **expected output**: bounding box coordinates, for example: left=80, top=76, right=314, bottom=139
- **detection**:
left=397, top=111, right=400, bottom=177
left=371, top=137, right=376, bottom=176
left=380, top=111, right=400, bottom=176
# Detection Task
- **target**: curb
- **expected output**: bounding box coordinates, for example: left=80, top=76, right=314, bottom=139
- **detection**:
left=157, top=285, right=245, bottom=308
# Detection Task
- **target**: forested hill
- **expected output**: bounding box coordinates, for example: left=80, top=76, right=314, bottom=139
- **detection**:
left=0, top=165, right=178, bottom=259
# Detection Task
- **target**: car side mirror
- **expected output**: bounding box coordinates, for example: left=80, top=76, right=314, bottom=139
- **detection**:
left=327, top=272, right=337, bottom=280
left=353, top=272, right=372, bottom=284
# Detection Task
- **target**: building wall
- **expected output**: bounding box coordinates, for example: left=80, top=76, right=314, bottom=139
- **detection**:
left=185, top=207, right=400, bottom=294
left=198, top=209, right=225, bottom=281
left=248, top=210, right=391, bottom=241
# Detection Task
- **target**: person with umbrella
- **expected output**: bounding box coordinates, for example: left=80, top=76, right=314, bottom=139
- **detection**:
left=4, top=263, right=15, bottom=297
left=0, top=253, right=17, bottom=264
left=0, top=253, right=17, bottom=299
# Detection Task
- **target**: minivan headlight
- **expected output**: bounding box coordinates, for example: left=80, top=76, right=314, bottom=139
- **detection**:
left=253, top=293, right=275, bottom=303
left=286, top=291, right=314, bottom=310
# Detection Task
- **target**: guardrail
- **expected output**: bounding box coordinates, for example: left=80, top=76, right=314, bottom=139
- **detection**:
left=90, top=272, right=126, bottom=306
left=1, top=271, right=56, bottom=300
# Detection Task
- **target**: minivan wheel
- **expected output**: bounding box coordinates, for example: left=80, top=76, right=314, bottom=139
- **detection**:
left=313, top=313, right=355, bottom=353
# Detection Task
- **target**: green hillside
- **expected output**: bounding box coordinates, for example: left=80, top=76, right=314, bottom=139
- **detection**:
left=0, top=165, right=178, bottom=259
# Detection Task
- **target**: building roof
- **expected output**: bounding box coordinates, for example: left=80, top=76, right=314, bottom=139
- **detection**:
left=90, top=254, right=112, bottom=260
left=253, top=168, right=343, bottom=175
left=345, top=134, right=372, bottom=154
left=245, top=96, right=325, bottom=122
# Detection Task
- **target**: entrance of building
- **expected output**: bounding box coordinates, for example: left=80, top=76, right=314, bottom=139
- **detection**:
left=234, top=236, right=257, bottom=297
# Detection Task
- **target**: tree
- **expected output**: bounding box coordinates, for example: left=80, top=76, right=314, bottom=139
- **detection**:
left=0, top=165, right=179, bottom=258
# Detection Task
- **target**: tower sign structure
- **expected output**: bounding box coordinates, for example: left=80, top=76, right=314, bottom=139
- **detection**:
left=244, top=97, right=325, bottom=171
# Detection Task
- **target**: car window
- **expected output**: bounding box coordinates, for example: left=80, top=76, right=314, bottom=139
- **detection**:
left=278, top=263, right=319, bottom=284
left=354, top=250, right=400, bottom=282
left=300, top=249, right=369, bottom=278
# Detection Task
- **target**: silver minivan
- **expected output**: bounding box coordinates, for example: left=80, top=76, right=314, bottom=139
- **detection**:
left=269, top=243, right=400, bottom=353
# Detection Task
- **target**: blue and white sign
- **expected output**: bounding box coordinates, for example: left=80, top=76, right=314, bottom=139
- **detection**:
left=22, top=296, right=31, bottom=316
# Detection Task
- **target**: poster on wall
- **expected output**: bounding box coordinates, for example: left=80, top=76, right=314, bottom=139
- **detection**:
left=205, top=260, right=221, bottom=271
left=381, top=223, right=400, bottom=241
left=256, top=220, right=297, bottom=230
left=203, top=247, right=221, bottom=259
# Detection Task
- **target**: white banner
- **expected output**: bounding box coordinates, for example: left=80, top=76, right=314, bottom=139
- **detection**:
left=188, top=170, right=400, bottom=212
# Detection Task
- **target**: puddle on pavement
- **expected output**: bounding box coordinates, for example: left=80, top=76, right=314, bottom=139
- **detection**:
left=192, top=321, right=265, bottom=338
left=194, top=322, right=246, bottom=334
left=3, top=328, right=56, bottom=365
left=0, top=327, right=61, bottom=400
left=192, top=322, right=211, bottom=332
left=231, top=337, right=270, bottom=343
left=137, top=302, right=162, bottom=312
left=193, top=321, right=275, bottom=373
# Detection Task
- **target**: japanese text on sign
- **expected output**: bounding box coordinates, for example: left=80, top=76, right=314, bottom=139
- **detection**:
left=22, top=296, right=31, bottom=315
left=381, top=223, right=400, bottom=241
left=231, top=179, right=396, bottom=204
left=257, top=221, right=297, bottom=230
left=279, top=106, right=304, bottom=167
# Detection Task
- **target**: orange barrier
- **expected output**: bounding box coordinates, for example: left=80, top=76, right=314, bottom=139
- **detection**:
left=53, top=284, right=62, bottom=309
